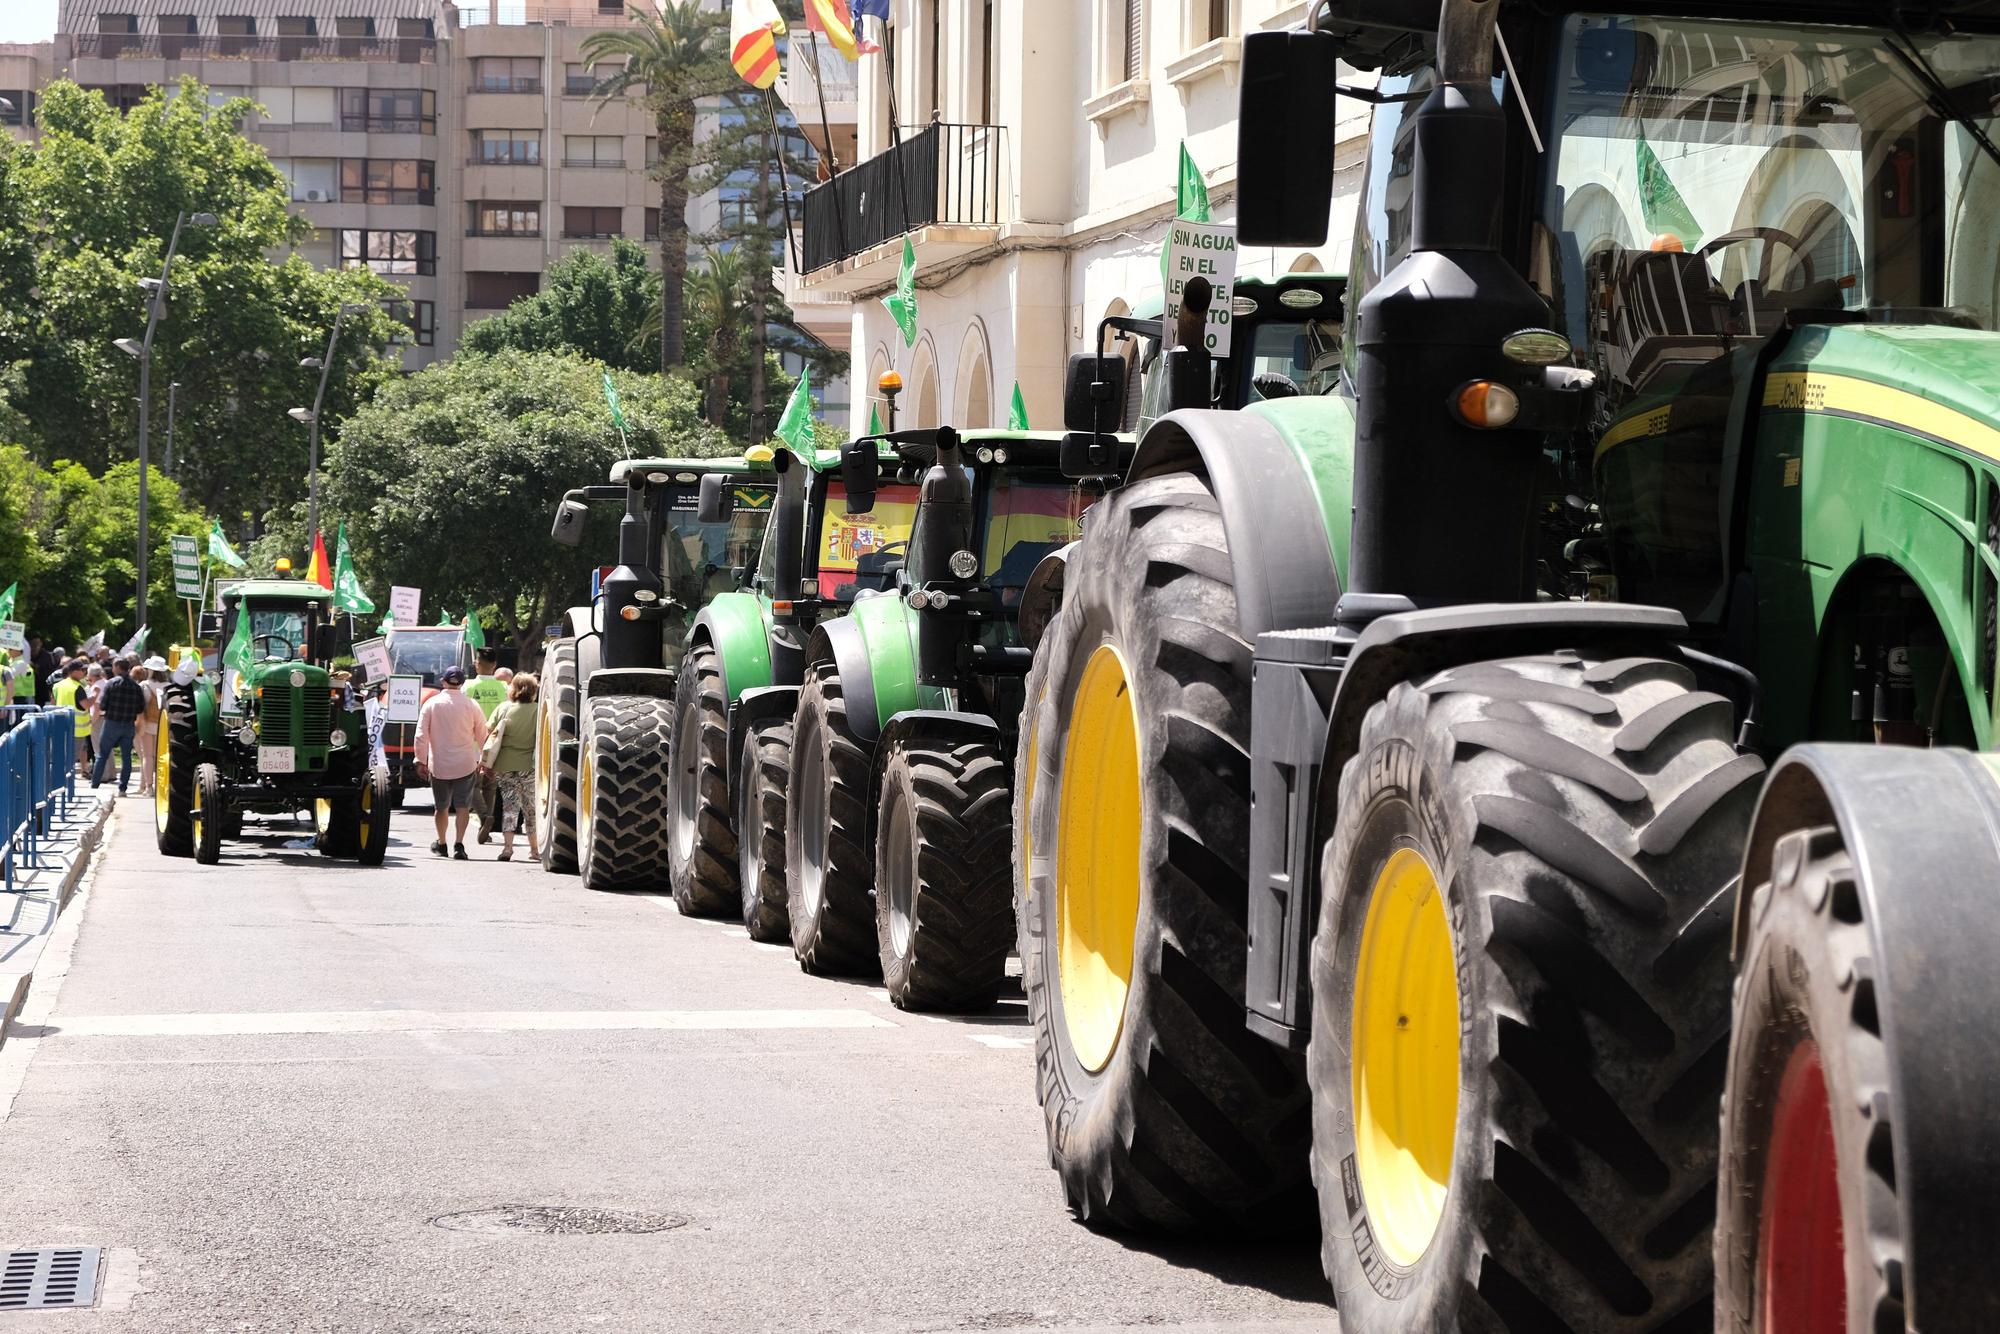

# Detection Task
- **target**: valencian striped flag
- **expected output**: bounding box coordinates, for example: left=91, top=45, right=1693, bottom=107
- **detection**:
left=804, top=0, right=858, bottom=60
left=731, top=0, right=787, bottom=89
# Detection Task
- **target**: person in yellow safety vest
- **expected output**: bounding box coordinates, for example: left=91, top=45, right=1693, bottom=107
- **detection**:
left=50, top=659, right=92, bottom=775
left=6, top=652, right=34, bottom=704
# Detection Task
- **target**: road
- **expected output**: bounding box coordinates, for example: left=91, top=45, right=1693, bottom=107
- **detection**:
left=0, top=802, right=1338, bottom=1333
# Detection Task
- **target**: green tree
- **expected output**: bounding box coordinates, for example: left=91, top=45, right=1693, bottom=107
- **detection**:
left=583, top=2, right=733, bottom=373
left=1, top=79, right=405, bottom=521
left=458, top=238, right=660, bottom=371
left=317, top=350, right=728, bottom=660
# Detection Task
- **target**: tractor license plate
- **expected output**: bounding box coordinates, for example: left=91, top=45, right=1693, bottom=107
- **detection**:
left=258, top=746, right=296, bottom=774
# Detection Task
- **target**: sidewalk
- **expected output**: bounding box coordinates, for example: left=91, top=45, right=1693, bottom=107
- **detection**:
left=0, top=787, right=112, bottom=1046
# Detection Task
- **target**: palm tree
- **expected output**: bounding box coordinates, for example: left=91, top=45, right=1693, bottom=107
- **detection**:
left=685, top=247, right=745, bottom=428
left=583, top=2, right=732, bottom=373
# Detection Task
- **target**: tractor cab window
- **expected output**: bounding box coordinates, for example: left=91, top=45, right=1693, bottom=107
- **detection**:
left=231, top=603, right=312, bottom=662
left=1241, top=318, right=1344, bottom=402
left=979, top=477, right=1091, bottom=626
left=385, top=631, right=466, bottom=686
left=816, top=481, right=920, bottom=602
left=1539, top=14, right=2000, bottom=620
left=1342, top=67, right=1432, bottom=382
left=660, top=482, right=772, bottom=609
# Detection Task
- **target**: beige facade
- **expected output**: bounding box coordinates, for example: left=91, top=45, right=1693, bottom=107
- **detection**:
left=792, top=0, right=1371, bottom=438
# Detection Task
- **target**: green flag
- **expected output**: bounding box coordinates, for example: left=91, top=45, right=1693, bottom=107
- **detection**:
left=1009, top=381, right=1029, bottom=431
left=775, top=368, right=815, bottom=454
left=0, top=581, right=15, bottom=623
left=1636, top=132, right=1701, bottom=247
left=881, top=236, right=918, bottom=348
left=208, top=519, right=247, bottom=570
left=1176, top=141, right=1211, bottom=222
left=603, top=372, right=628, bottom=435
left=331, top=523, right=376, bottom=616
left=463, top=609, right=486, bottom=651
left=868, top=404, right=883, bottom=437
left=224, top=603, right=254, bottom=680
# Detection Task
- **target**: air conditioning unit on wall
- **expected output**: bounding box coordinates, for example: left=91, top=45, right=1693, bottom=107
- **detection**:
left=304, top=188, right=324, bottom=202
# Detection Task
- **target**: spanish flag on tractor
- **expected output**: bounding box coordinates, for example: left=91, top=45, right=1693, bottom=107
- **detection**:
left=730, top=0, right=786, bottom=90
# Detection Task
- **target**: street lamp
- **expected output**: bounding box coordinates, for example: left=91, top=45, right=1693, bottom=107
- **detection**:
left=290, top=302, right=372, bottom=541
left=164, top=381, right=180, bottom=475
left=118, top=209, right=218, bottom=644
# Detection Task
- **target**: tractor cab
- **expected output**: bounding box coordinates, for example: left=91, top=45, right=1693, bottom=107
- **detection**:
left=1132, top=272, right=1349, bottom=428
left=210, top=582, right=342, bottom=718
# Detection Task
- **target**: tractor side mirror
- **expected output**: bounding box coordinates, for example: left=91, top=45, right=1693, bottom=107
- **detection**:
left=1063, top=353, right=1127, bottom=433
left=551, top=497, right=589, bottom=546
left=841, top=438, right=880, bottom=515
left=696, top=474, right=735, bottom=524
left=1238, top=30, right=1339, bottom=247
left=197, top=611, right=224, bottom=640
left=310, top=622, right=340, bottom=663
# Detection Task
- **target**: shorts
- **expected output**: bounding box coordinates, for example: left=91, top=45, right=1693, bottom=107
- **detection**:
left=430, top=772, right=477, bottom=812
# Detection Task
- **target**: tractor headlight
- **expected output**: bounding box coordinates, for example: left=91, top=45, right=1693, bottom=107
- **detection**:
left=329, top=728, right=348, bottom=749
left=235, top=723, right=257, bottom=747
left=908, top=589, right=932, bottom=610
left=991, top=448, right=1007, bottom=464
left=949, top=549, right=979, bottom=580
left=976, top=447, right=994, bottom=463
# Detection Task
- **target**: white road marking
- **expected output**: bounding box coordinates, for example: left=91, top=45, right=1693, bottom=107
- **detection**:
left=751, top=942, right=790, bottom=952
left=98, top=1247, right=146, bottom=1311
left=969, top=1035, right=1035, bottom=1050
left=42, top=1008, right=898, bottom=1039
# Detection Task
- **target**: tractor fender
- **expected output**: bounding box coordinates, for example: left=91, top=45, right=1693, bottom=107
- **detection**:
left=192, top=680, right=223, bottom=750
left=1019, top=542, right=1076, bottom=654
left=690, top=592, right=775, bottom=705
left=806, top=616, right=881, bottom=746
left=868, top=709, right=1002, bottom=817
left=1732, top=743, right=2000, bottom=1329
left=727, top=684, right=799, bottom=803
left=559, top=605, right=604, bottom=690
left=1127, top=408, right=1342, bottom=639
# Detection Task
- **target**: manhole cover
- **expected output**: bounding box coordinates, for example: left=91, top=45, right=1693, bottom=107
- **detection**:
left=430, top=1206, right=689, bottom=1235
left=1, top=1248, right=99, bottom=1310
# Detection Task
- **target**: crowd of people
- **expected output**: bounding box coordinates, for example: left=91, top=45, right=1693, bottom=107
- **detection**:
left=412, top=647, right=540, bottom=863
left=1, top=634, right=173, bottom=797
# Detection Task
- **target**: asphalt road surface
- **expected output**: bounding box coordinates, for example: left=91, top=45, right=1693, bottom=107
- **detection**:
left=0, top=802, right=1338, bottom=1333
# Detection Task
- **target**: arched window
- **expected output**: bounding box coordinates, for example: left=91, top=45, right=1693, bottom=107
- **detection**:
left=910, top=340, right=942, bottom=429
left=1288, top=253, right=1324, bottom=274
left=955, top=323, right=995, bottom=427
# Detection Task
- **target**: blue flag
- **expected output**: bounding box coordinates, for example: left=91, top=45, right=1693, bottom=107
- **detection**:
left=854, top=0, right=890, bottom=20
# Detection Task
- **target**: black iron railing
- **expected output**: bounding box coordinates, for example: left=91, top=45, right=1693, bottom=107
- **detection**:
left=800, top=122, right=1004, bottom=273
left=71, top=34, right=438, bottom=63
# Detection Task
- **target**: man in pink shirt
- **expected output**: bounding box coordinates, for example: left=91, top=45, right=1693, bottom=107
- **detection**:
left=414, top=665, right=490, bottom=859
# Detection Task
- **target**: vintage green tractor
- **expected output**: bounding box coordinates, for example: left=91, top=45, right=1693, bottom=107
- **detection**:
left=664, top=439, right=916, bottom=933
left=154, top=579, right=388, bottom=866
left=775, top=427, right=1122, bottom=1003
left=537, top=454, right=776, bottom=882
left=1016, top=3, right=2000, bottom=1328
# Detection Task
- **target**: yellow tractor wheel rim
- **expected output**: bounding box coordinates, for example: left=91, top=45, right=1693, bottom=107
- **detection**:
left=358, top=781, right=374, bottom=851
left=154, top=741, right=171, bottom=833
left=535, top=699, right=552, bottom=814
left=1055, top=645, right=1143, bottom=1074
left=314, top=798, right=333, bottom=835
left=190, top=771, right=205, bottom=844
left=1351, top=847, right=1461, bottom=1268
left=577, top=733, right=595, bottom=859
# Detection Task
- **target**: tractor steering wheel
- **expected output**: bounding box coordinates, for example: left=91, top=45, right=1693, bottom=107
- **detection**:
left=254, top=633, right=295, bottom=660
left=1695, top=227, right=1812, bottom=287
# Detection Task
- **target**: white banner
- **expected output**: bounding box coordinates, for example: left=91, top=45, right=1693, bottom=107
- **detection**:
left=352, top=637, right=394, bottom=689
left=385, top=674, right=424, bottom=725
left=1163, top=218, right=1239, bottom=357
left=389, top=585, right=421, bottom=626
left=0, top=621, right=24, bottom=653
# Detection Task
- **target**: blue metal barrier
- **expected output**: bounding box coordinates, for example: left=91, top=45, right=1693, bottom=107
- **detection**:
left=1, top=705, right=78, bottom=894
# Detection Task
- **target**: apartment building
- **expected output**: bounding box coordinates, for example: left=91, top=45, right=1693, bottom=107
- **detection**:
left=790, top=0, right=1370, bottom=437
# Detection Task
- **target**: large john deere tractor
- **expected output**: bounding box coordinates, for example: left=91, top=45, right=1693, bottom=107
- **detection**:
left=1018, top=3, right=2000, bottom=1328
left=538, top=455, right=775, bottom=883
left=155, top=579, right=389, bottom=866
left=667, top=439, right=915, bottom=935
left=776, top=427, right=1120, bottom=1004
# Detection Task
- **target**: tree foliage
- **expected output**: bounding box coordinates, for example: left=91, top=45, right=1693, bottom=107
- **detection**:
left=317, top=350, right=730, bottom=657
left=458, top=238, right=657, bottom=372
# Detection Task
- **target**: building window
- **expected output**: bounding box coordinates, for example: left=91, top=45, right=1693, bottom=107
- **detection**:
left=563, top=135, right=624, bottom=168
left=340, top=159, right=435, bottom=205
left=84, top=84, right=150, bottom=112
left=978, top=0, right=996, bottom=124
left=644, top=207, right=660, bottom=241
left=338, top=228, right=436, bottom=276
left=563, top=62, right=620, bottom=96
left=157, top=13, right=197, bottom=58
left=470, top=202, right=541, bottom=237
left=563, top=206, right=622, bottom=239
left=408, top=299, right=435, bottom=347
left=281, top=158, right=337, bottom=202
left=1121, top=0, right=1144, bottom=81
left=0, top=92, right=34, bottom=127
left=216, top=14, right=255, bottom=56
left=340, top=88, right=435, bottom=134
left=275, top=15, right=317, bottom=60
left=1204, top=0, right=1231, bottom=39
left=645, top=136, right=659, bottom=167
left=475, top=57, right=541, bottom=94
left=466, top=272, right=539, bottom=310
left=472, top=131, right=540, bottom=165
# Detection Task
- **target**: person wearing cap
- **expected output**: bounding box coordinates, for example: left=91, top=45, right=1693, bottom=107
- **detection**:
left=51, top=659, right=91, bottom=774
left=414, top=664, right=489, bottom=860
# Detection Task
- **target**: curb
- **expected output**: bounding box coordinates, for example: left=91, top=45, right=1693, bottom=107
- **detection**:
left=0, top=794, right=113, bottom=1048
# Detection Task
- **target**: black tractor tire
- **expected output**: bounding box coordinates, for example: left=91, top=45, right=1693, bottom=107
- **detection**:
left=315, top=795, right=359, bottom=858
left=538, top=638, right=581, bottom=874
left=577, top=693, right=674, bottom=892
left=356, top=764, right=392, bottom=866
left=1313, top=653, right=1764, bottom=1332
left=736, top=715, right=792, bottom=942
left=155, top=684, right=199, bottom=857
left=786, top=663, right=878, bottom=976
left=1017, top=471, right=1311, bottom=1234
left=666, top=643, right=738, bottom=916
left=387, top=783, right=406, bottom=811
left=876, top=735, right=1015, bottom=1012
left=193, top=762, right=224, bottom=865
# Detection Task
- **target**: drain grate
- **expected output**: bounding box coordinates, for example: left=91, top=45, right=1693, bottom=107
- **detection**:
left=0, top=1248, right=99, bottom=1311
left=431, top=1205, right=689, bottom=1236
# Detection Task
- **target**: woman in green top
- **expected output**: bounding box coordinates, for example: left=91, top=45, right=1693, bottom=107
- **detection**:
left=482, top=673, right=540, bottom=862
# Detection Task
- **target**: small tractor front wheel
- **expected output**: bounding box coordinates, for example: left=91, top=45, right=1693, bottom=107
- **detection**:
left=192, top=762, right=225, bottom=865
left=538, top=638, right=580, bottom=874
left=577, top=693, right=674, bottom=892
left=1312, top=653, right=1763, bottom=1331
left=876, top=736, right=1014, bottom=1012
left=666, top=644, right=739, bottom=916
left=786, top=664, right=878, bottom=975
left=155, top=684, right=199, bottom=857
left=356, top=764, right=392, bottom=866
left=736, top=715, right=792, bottom=942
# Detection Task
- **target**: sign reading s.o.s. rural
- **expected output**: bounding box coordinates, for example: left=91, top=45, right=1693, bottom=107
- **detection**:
left=1163, top=219, right=1239, bottom=357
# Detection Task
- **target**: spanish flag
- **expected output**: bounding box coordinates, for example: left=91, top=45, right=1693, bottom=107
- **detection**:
left=730, top=0, right=786, bottom=89
left=306, top=529, right=334, bottom=591
left=804, top=0, right=858, bottom=60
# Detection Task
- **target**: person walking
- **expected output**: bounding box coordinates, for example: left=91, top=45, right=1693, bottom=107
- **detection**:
left=84, top=663, right=107, bottom=767
left=28, top=635, right=55, bottom=706
left=414, top=664, right=488, bottom=860
left=133, top=658, right=167, bottom=795
left=51, top=660, right=91, bottom=775
left=92, top=658, right=147, bottom=795
left=462, top=647, right=507, bottom=844
left=481, top=673, right=541, bottom=863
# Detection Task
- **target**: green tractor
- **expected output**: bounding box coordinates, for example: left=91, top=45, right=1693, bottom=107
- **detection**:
left=154, top=579, right=388, bottom=866
left=1130, top=272, right=1349, bottom=429
left=775, top=427, right=1121, bottom=1004
left=1018, top=3, right=2000, bottom=1328
left=666, top=438, right=917, bottom=934
left=537, top=455, right=776, bottom=883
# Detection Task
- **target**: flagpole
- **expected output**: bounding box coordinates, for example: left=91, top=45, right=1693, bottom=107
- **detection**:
left=763, top=88, right=802, bottom=276
left=881, top=19, right=912, bottom=235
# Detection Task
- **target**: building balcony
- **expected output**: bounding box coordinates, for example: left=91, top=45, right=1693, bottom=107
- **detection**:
left=467, top=227, right=542, bottom=238
left=562, top=157, right=625, bottom=169
left=800, top=122, right=1005, bottom=286
left=67, top=34, right=437, bottom=64
left=456, top=4, right=636, bottom=28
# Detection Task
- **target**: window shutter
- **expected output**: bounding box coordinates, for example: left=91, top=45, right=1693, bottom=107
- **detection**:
left=1122, top=0, right=1143, bottom=82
